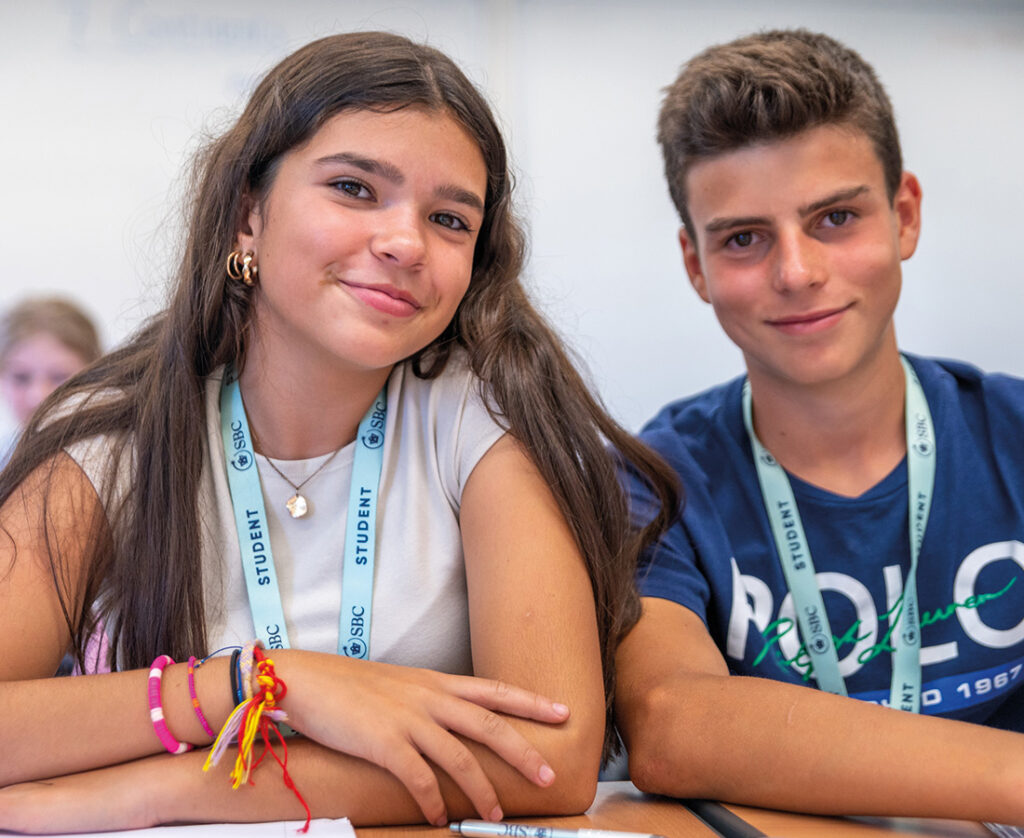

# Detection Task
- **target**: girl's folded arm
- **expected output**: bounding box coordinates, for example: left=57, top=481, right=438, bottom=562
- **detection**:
left=454, top=434, right=606, bottom=816
left=0, top=441, right=601, bottom=828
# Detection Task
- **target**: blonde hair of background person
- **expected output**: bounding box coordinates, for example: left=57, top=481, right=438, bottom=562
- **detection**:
left=616, top=28, right=1024, bottom=824
left=0, top=31, right=677, bottom=832
left=0, top=296, right=101, bottom=424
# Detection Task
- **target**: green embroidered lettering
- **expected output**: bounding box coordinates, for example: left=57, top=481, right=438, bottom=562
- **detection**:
left=752, top=579, right=1017, bottom=678
left=919, top=577, right=1016, bottom=628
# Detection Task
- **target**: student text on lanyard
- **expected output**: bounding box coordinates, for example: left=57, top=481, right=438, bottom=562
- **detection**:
left=742, top=356, right=935, bottom=712
left=219, top=366, right=386, bottom=659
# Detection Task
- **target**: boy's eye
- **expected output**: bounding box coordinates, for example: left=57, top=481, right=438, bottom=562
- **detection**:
left=431, top=212, right=470, bottom=232
left=824, top=210, right=852, bottom=227
left=726, top=230, right=758, bottom=249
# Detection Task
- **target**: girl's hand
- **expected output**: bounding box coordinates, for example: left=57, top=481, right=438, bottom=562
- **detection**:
left=275, top=651, right=570, bottom=826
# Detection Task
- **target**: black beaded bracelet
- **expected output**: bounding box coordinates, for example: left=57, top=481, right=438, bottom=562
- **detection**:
left=229, top=647, right=243, bottom=706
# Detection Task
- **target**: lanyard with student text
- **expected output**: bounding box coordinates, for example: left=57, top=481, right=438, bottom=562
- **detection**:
left=742, top=356, right=935, bottom=712
left=219, top=367, right=387, bottom=659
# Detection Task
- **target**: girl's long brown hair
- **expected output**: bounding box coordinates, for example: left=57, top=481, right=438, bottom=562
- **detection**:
left=0, top=32, right=678, bottom=757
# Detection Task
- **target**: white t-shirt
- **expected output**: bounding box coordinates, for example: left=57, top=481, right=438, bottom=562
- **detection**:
left=69, top=353, right=506, bottom=674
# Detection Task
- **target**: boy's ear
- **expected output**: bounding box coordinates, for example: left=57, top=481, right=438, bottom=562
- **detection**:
left=679, top=227, right=711, bottom=303
left=895, top=172, right=923, bottom=261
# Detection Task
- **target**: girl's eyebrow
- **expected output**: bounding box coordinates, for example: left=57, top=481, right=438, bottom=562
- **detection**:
left=434, top=183, right=484, bottom=213
left=315, top=152, right=404, bottom=182
left=314, top=152, right=484, bottom=212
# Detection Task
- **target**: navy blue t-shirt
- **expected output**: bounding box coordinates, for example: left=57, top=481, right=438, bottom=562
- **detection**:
left=631, top=355, right=1024, bottom=729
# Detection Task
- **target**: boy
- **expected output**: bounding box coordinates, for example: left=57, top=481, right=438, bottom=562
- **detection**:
left=618, top=29, right=1024, bottom=822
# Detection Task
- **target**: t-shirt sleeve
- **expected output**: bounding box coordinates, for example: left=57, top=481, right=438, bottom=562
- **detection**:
left=427, top=357, right=508, bottom=510
left=629, top=427, right=718, bottom=626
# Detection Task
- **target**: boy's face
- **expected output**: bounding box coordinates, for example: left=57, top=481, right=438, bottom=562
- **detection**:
left=678, top=124, right=921, bottom=391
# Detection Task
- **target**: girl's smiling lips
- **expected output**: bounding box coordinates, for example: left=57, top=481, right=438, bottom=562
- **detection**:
left=766, top=303, right=853, bottom=335
left=342, top=280, right=422, bottom=317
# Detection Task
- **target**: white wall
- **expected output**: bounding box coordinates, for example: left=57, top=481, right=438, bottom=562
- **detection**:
left=2, top=0, right=1022, bottom=434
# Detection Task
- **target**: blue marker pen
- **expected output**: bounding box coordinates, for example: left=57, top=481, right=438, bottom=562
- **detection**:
left=450, top=821, right=667, bottom=838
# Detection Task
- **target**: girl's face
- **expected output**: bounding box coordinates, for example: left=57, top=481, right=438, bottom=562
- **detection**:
left=237, top=107, right=488, bottom=382
left=0, top=332, right=90, bottom=424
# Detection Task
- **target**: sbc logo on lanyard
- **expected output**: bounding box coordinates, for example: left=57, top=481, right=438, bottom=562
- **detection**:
left=342, top=637, right=367, bottom=658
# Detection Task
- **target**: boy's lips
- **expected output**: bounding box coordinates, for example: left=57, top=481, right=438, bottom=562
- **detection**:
left=766, top=304, right=852, bottom=335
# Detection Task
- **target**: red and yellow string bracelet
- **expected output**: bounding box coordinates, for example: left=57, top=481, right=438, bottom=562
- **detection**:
left=203, top=644, right=310, bottom=832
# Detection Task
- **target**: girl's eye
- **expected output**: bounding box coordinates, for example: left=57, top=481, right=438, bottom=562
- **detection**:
left=431, top=212, right=471, bottom=232
left=333, top=179, right=371, bottom=199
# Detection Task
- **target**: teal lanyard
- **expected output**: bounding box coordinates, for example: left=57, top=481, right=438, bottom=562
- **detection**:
left=742, top=356, right=935, bottom=711
left=219, top=367, right=387, bottom=658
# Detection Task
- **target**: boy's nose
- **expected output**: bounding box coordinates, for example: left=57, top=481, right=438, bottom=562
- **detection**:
left=772, top=231, right=826, bottom=293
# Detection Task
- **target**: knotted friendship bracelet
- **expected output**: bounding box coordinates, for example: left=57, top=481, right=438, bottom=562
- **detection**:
left=202, top=642, right=310, bottom=832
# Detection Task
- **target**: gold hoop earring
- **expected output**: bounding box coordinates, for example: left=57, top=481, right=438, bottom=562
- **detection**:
left=226, top=250, right=258, bottom=287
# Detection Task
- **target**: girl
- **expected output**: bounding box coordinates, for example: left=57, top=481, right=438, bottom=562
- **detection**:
left=0, top=32, right=675, bottom=832
left=0, top=296, right=101, bottom=467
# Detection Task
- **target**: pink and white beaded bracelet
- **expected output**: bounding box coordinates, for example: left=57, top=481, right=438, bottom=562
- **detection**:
left=148, top=654, right=194, bottom=755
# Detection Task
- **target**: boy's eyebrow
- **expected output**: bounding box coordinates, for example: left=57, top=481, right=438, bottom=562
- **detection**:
left=703, top=185, right=872, bottom=234
left=704, top=215, right=769, bottom=234
left=799, top=185, right=870, bottom=217
left=314, top=152, right=485, bottom=212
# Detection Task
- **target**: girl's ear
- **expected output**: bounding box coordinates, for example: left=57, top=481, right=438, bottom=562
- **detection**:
left=679, top=227, right=710, bottom=304
left=234, top=193, right=262, bottom=253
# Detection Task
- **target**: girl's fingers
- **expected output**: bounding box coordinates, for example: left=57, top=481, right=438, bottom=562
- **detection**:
left=410, top=725, right=504, bottom=823
left=440, top=701, right=556, bottom=788
left=378, top=743, right=450, bottom=827
left=284, top=658, right=566, bottom=822
left=448, top=675, right=571, bottom=724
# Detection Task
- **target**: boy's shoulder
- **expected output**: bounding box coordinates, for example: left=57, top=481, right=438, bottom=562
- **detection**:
left=637, top=374, right=749, bottom=482
left=638, top=354, right=1024, bottom=469
left=907, top=353, right=1024, bottom=407
left=908, top=355, right=1024, bottom=467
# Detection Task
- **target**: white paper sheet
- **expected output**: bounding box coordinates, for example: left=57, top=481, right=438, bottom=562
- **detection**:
left=1, top=818, right=355, bottom=837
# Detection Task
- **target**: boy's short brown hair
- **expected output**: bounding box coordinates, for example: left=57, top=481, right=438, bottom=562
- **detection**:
left=658, top=29, right=902, bottom=234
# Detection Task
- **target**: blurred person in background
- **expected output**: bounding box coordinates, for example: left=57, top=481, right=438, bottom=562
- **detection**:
left=0, top=296, right=101, bottom=468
